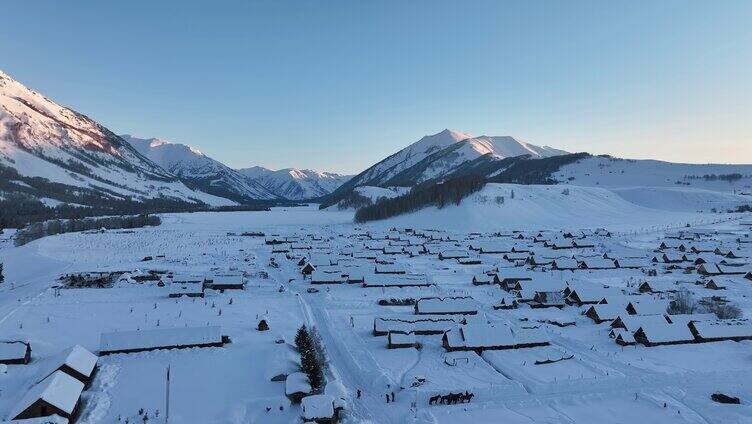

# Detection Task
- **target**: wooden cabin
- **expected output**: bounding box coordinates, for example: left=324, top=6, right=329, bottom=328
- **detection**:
left=301, top=394, right=336, bottom=423
left=37, top=345, right=98, bottom=386
left=209, top=273, right=245, bottom=290
left=688, top=319, right=752, bottom=343
left=442, top=322, right=549, bottom=353
left=0, top=340, right=31, bottom=365
left=633, top=322, right=695, bottom=347
left=10, top=371, right=84, bottom=421
left=99, top=326, right=226, bottom=355
left=286, top=372, right=312, bottom=404
left=387, top=331, right=417, bottom=349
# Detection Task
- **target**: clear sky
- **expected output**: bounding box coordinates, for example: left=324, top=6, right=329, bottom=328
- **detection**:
left=2, top=1, right=751, bottom=173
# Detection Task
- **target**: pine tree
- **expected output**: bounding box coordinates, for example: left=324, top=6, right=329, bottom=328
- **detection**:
left=295, top=325, right=325, bottom=390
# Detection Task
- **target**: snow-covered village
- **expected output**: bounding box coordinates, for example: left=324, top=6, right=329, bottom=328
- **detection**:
left=2, top=2, right=752, bottom=423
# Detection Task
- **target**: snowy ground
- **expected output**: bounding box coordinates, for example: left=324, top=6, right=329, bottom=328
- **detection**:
left=1, top=203, right=752, bottom=423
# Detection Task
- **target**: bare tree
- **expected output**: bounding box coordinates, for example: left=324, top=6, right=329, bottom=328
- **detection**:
left=666, top=289, right=696, bottom=315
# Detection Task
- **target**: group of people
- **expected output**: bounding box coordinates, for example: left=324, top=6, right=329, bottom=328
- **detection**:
left=354, top=388, right=397, bottom=404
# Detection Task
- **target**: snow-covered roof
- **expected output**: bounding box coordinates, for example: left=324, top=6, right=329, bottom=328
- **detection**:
left=388, top=332, right=416, bottom=345
left=362, top=274, right=431, bottom=287
left=579, top=258, right=616, bottom=269
left=612, top=315, right=668, bottom=332
left=445, top=321, right=549, bottom=350
left=171, top=274, right=205, bottom=284
left=585, top=303, right=624, bottom=321
left=285, top=372, right=311, bottom=395
left=473, top=273, right=492, bottom=283
left=665, top=313, right=716, bottom=326
left=0, top=341, right=28, bottom=361
left=310, top=270, right=344, bottom=283
left=439, top=249, right=469, bottom=259
left=169, top=280, right=204, bottom=296
left=471, top=241, right=514, bottom=253
left=100, top=326, right=222, bottom=354
left=415, top=297, right=477, bottom=315
left=374, top=263, right=407, bottom=274
left=11, top=371, right=84, bottom=420
left=302, top=394, right=334, bottom=420
left=691, top=319, right=752, bottom=340
left=36, top=345, right=97, bottom=383
left=211, top=273, right=244, bottom=285
left=627, top=300, right=668, bottom=316
left=636, top=322, right=694, bottom=344
left=553, top=258, right=579, bottom=269
left=374, top=317, right=455, bottom=334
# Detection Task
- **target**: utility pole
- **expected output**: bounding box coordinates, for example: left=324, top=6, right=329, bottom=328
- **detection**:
left=165, top=365, right=170, bottom=423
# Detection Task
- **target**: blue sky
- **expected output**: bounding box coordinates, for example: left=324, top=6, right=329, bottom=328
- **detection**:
left=2, top=1, right=751, bottom=173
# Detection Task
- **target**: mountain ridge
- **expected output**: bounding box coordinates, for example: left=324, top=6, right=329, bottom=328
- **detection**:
left=0, top=70, right=231, bottom=207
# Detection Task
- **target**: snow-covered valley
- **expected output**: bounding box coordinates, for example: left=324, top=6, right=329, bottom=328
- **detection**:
left=2, top=201, right=752, bottom=423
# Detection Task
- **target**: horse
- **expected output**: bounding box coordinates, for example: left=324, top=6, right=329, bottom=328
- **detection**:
left=461, top=392, right=475, bottom=403
left=429, top=395, right=441, bottom=405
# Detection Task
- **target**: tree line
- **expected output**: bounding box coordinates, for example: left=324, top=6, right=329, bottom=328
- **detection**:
left=354, top=174, right=486, bottom=223
left=14, top=214, right=162, bottom=246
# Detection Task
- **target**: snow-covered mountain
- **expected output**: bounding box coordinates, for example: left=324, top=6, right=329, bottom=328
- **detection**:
left=327, top=129, right=569, bottom=201
left=121, top=135, right=280, bottom=202
left=0, top=70, right=231, bottom=207
left=122, top=136, right=351, bottom=201
left=238, top=166, right=352, bottom=200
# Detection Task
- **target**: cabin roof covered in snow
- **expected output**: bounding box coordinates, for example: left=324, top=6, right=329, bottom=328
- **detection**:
left=691, top=319, right=752, bottom=339
left=285, top=371, right=311, bottom=395
left=0, top=341, right=28, bottom=361
left=613, top=314, right=668, bottom=332
left=100, top=326, right=222, bottom=353
left=627, top=300, right=669, bottom=316
left=415, top=297, right=477, bottom=314
left=665, top=313, right=717, bottom=326
left=636, top=321, right=695, bottom=344
left=36, top=345, right=97, bottom=383
left=302, top=394, right=334, bottom=419
left=11, top=371, right=84, bottom=419
left=211, top=273, right=244, bottom=284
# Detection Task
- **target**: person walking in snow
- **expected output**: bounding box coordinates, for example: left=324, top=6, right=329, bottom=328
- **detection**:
left=385, top=393, right=390, bottom=403
left=357, top=389, right=361, bottom=399
left=391, top=392, right=395, bottom=402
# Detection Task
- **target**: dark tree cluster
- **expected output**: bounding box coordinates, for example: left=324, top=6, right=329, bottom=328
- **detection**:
left=14, top=214, right=161, bottom=246
left=354, top=174, right=486, bottom=223
left=294, top=325, right=326, bottom=391
left=488, top=153, right=590, bottom=185
left=334, top=191, right=373, bottom=210
left=684, top=173, right=746, bottom=182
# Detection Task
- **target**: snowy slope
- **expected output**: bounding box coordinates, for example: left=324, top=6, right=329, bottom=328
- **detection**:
left=376, top=183, right=721, bottom=232
left=610, top=186, right=749, bottom=212
left=0, top=70, right=231, bottom=206
left=329, top=129, right=568, bottom=198
left=554, top=155, right=752, bottom=193
left=238, top=166, right=352, bottom=200
left=122, top=135, right=280, bottom=202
